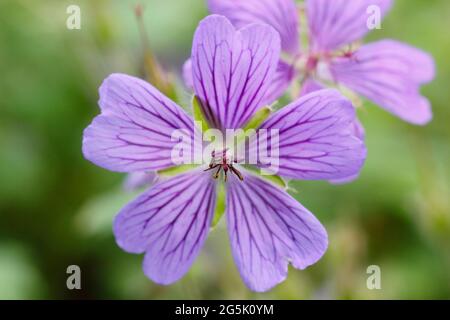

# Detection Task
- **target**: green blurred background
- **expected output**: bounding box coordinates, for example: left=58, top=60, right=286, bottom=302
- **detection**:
left=0, top=0, right=449, bottom=299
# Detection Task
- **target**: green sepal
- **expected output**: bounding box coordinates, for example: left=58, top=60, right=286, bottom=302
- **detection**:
left=226, top=106, right=273, bottom=147
left=192, top=95, right=210, bottom=131
left=157, top=165, right=198, bottom=178
left=259, top=173, right=288, bottom=189
left=243, top=106, right=272, bottom=131
left=211, top=182, right=226, bottom=228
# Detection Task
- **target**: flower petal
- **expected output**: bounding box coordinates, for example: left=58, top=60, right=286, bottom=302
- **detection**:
left=298, top=80, right=366, bottom=184
left=252, top=89, right=366, bottom=180
left=191, top=15, right=281, bottom=130
left=182, top=59, right=193, bottom=89
left=208, top=0, right=300, bottom=55
left=123, top=172, right=158, bottom=191
left=226, top=171, right=328, bottom=292
left=298, top=80, right=366, bottom=142
left=185, top=58, right=294, bottom=106
left=299, top=77, right=325, bottom=96
left=264, top=60, right=296, bottom=105
left=328, top=118, right=366, bottom=184
left=114, top=170, right=216, bottom=285
left=330, top=40, right=435, bottom=125
left=82, top=73, right=196, bottom=172
left=307, top=0, right=392, bottom=52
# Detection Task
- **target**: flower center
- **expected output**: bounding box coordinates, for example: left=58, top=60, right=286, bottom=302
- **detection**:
left=305, top=55, right=319, bottom=72
left=204, top=149, right=243, bottom=182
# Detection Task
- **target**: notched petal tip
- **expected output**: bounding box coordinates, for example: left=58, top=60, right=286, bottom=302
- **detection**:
left=226, top=171, right=328, bottom=292
left=191, top=13, right=281, bottom=129
left=208, top=0, right=300, bottom=55
left=197, top=13, right=234, bottom=31
left=114, top=171, right=217, bottom=285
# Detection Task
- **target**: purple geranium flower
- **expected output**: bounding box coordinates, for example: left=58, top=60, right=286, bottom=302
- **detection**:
left=189, top=0, right=435, bottom=125
left=82, top=15, right=366, bottom=291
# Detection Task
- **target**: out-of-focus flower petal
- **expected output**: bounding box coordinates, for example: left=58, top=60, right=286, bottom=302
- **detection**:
left=307, top=0, right=392, bottom=52
left=252, top=89, right=367, bottom=180
left=299, top=77, right=325, bottom=96
left=330, top=40, right=435, bottom=125
left=82, top=74, right=196, bottom=172
left=350, top=117, right=366, bottom=141
left=114, top=170, right=216, bottom=285
left=226, top=171, right=328, bottom=292
left=191, top=15, right=281, bottom=130
left=328, top=118, right=366, bottom=184
left=263, top=60, right=296, bottom=105
left=182, top=59, right=193, bottom=89
left=208, top=0, right=300, bottom=55
left=123, top=171, right=158, bottom=191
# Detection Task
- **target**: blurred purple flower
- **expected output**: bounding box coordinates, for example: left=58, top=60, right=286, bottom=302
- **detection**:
left=82, top=15, right=366, bottom=291
left=123, top=171, right=158, bottom=192
left=192, top=0, right=435, bottom=125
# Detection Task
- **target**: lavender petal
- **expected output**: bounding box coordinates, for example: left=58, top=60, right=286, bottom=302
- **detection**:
left=226, top=171, right=328, bottom=292
left=307, top=0, right=392, bottom=52
left=252, top=89, right=367, bottom=180
left=124, top=171, right=158, bottom=191
left=330, top=40, right=435, bottom=125
left=208, top=0, right=300, bottom=55
left=114, top=170, right=216, bottom=285
left=191, top=15, right=281, bottom=130
left=82, top=73, right=196, bottom=172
